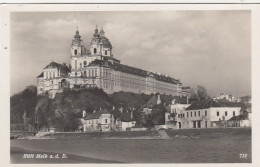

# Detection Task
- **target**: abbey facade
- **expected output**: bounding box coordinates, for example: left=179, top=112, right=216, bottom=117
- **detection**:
left=37, top=27, right=183, bottom=98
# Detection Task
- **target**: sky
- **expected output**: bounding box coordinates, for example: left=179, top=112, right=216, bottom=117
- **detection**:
left=10, top=11, right=251, bottom=97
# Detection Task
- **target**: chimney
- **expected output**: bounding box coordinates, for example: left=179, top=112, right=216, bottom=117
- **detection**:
left=131, top=110, right=133, bottom=119
left=82, top=110, right=86, bottom=118
left=157, top=94, right=161, bottom=105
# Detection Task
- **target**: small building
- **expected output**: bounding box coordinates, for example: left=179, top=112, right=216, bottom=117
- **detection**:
left=176, top=99, right=241, bottom=129
left=83, top=110, right=115, bottom=132
left=115, top=110, right=136, bottom=131
left=165, top=100, right=191, bottom=128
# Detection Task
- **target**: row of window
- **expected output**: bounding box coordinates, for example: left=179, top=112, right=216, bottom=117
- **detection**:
left=45, top=71, right=56, bottom=79
left=178, top=110, right=236, bottom=118
left=178, top=110, right=208, bottom=118
left=216, top=111, right=236, bottom=117
left=87, top=119, right=108, bottom=124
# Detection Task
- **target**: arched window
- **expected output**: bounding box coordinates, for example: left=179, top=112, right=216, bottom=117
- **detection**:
left=84, top=71, right=86, bottom=76
left=94, top=48, right=97, bottom=54
left=84, top=61, right=87, bottom=66
left=74, top=49, right=77, bottom=55
left=105, top=50, right=107, bottom=55
left=233, top=111, right=235, bottom=116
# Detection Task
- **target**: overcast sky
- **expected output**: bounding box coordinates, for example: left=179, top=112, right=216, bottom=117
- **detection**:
left=10, top=11, right=251, bottom=97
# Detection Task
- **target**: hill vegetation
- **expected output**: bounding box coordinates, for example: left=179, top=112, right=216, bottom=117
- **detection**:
left=11, top=87, right=190, bottom=131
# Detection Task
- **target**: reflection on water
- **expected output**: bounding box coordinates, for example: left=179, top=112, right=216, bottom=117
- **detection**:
left=11, top=136, right=251, bottom=163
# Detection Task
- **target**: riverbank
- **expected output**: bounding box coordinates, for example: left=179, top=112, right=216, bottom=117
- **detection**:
left=24, top=127, right=251, bottom=140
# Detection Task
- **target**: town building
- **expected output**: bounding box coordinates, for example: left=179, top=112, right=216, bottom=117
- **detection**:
left=37, top=26, right=183, bottom=98
left=164, top=99, right=191, bottom=128
left=214, top=93, right=240, bottom=102
left=114, top=109, right=136, bottom=131
left=83, top=109, right=115, bottom=132
left=175, top=99, right=241, bottom=129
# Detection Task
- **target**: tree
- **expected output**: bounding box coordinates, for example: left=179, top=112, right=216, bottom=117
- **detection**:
left=197, top=85, right=209, bottom=100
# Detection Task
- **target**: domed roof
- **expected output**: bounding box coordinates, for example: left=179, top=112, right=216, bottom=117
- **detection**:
left=100, top=28, right=105, bottom=36
left=99, top=36, right=112, bottom=48
left=74, top=29, right=81, bottom=39
left=93, top=26, right=100, bottom=38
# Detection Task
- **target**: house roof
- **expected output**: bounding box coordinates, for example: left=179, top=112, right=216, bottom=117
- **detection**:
left=37, top=72, right=44, bottom=78
left=185, top=99, right=242, bottom=110
left=84, top=110, right=110, bottom=120
left=117, top=111, right=135, bottom=122
left=43, top=61, right=70, bottom=74
left=88, top=59, right=181, bottom=84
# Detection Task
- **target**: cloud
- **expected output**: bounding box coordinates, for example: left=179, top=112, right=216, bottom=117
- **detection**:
left=10, top=11, right=251, bottom=96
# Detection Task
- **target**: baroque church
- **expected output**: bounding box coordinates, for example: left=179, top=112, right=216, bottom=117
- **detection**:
left=37, top=26, right=183, bottom=98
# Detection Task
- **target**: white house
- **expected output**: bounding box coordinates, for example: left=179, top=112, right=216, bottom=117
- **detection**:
left=83, top=110, right=115, bottom=132
left=115, top=110, right=136, bottom=131
left=176, top=99, right=241, bottom=129
left=165, top=100, right=191, bottom=126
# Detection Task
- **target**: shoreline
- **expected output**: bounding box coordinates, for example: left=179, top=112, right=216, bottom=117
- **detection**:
left=14, top=127, right=251, bottom=140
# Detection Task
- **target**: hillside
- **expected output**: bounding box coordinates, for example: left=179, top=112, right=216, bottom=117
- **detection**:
left=11, top=87, right=188, bottom=131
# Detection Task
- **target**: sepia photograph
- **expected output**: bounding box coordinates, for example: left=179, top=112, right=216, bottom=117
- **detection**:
left=3, top=3, right=257, bottom=165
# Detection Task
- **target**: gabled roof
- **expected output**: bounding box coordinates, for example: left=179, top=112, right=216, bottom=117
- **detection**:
left=37, top=72, right=44, bottom=78
left=84, top=110, right=110, bottom=120
left=43, top=61, right=70, bottom=74
left=185, top=99, right=242, bottom=110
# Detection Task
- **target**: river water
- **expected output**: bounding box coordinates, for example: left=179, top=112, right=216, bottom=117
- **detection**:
left=11, top=136, right=251, bottom=163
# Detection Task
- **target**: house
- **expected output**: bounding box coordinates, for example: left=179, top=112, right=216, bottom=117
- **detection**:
left=115, top=110, right=136, bottom=131
left=83, top=109, right=115, bottom=132
left=214, top=93, right=240, bottom=102
left=164, top=100, right=191, bottom=129
left=176, top=99, right=242, bottom=129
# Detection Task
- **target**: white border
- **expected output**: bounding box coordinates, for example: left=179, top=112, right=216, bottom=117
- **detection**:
left=1, top=3, right=260, bottom=167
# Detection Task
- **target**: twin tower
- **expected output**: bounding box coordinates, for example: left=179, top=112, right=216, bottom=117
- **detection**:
left=71, top=26, right=113, bottom=58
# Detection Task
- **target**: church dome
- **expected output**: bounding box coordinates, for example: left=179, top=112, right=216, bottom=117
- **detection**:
left=74, top=29, right=81, bottom=39
left=100, top=36, right=112, bottom=48
left=93, top=26, right=100, bottom=38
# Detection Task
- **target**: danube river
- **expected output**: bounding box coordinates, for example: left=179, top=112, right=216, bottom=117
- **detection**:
left=11, top=128, right=251, bottom=163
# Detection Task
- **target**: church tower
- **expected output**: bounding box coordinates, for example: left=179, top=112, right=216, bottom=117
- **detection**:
left=90, top=26, right=113, bottom=57
left=71, top=28, right=86, bottom=57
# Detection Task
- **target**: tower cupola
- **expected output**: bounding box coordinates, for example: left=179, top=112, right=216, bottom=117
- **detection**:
left=100, top=27, right=105, bottom=36
left=93, top=25, right=100, bottom=38
left=74, top=28, right=81, bottom=39
left=71, top=27, right=86, bottom=57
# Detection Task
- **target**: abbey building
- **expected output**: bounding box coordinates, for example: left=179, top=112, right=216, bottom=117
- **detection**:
left=37, top=27, right=183, bottom=98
